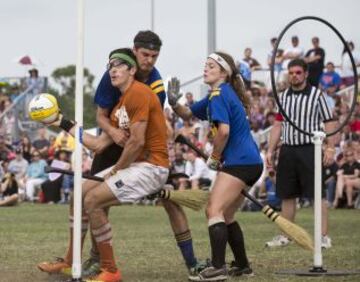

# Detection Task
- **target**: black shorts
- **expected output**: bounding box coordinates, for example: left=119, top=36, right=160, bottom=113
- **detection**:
left=276, top=144, right=325, bottom=199
left=221, top=164, right=263, bottom=187
left=90, top=143, right=123, bottom=175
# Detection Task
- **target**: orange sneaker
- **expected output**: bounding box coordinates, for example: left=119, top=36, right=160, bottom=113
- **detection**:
left=37, top=257, right=72, bottom=275
left=86, top=268, right=122, bottom=282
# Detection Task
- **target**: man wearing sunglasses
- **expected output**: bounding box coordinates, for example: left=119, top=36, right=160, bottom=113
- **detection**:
left=265, top=58, right=337, bottom=249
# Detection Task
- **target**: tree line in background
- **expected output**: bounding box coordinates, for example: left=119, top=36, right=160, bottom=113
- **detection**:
left=48, top=65, right=97, bottom=129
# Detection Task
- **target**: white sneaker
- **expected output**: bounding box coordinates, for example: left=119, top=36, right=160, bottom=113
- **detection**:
left=321, top=235, right=332, bottom=249
left=265, top=235, right=291, bottom=247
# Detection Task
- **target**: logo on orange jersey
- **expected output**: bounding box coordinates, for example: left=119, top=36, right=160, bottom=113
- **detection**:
left=114, top=106, right=130, bottom=129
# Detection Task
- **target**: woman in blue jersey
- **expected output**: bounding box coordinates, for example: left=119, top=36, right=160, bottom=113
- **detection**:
left=168, top=51, right=263, bottom=282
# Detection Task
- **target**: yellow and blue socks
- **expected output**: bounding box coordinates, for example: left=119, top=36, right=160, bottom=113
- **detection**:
left=175, top=230, right=197, bottom=268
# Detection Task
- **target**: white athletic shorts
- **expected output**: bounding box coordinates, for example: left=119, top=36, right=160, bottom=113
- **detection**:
left=96, top=162, right=169, bottom=204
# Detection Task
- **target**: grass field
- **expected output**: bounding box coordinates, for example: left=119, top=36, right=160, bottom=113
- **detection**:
left=0, top=203, right=359, bottom=282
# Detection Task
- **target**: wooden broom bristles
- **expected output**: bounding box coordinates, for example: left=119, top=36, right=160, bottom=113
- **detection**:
left=160, top=189, right=209, bottom=211
left=158, top=185, right=313, bottom=250
left=262, top=205, right=314, bottom=251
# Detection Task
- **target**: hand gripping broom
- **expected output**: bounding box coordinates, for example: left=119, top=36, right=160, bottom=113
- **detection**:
left=44, top=166, right=208, bottom=211
left=174, top=134, right=314, bottom=251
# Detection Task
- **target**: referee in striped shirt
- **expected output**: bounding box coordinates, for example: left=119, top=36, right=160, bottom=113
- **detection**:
left=265, top=58, right=337, bottom=249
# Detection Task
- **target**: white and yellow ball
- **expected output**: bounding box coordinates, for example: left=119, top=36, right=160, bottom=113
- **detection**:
left=28, top=93, right=59, bottom=124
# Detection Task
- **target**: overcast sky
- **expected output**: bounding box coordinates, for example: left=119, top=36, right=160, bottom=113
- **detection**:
left=1, top=0, right=359, bottom=94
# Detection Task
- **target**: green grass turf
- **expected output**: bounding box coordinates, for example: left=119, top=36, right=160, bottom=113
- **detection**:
left=0, top=203, right=359, bottom=281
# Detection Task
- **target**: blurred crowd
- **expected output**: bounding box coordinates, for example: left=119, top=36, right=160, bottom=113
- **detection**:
left=166, top=36, right=360, bottom=210
left=0, top=126, right=92, bottom=206
left=0, top=36, right=359, bottom=209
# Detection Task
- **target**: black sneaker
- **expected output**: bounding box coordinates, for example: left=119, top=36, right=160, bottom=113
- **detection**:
left=228, top=261, right=254, bottom=277
left=188, top=266, right=227, bottom=281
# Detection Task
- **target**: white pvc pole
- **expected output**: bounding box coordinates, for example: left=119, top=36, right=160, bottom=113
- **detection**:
left=312, top=131, right=325, bottom=268
left=150, top=0, right=155, bottom=31
left=207, top=0, right=216, bottom=55
left=72, top=0, right=84, bottom=279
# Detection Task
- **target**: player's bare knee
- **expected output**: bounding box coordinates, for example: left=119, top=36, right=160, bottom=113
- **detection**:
left=89, top=208, right=106, bottom=224
left=83, top=191, right=99, bottom=214
left=206, top=203, right=223, bottom=219
left=224, top=213, right=235, bottom=225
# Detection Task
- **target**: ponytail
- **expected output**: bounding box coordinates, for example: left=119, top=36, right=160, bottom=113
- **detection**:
left=231, top=72, right=251, bottom=116
left=215, top=51, right=251, bottom=116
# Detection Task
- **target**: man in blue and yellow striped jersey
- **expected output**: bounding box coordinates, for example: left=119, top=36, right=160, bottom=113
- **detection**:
left=85, top=30, right=206, bottom=277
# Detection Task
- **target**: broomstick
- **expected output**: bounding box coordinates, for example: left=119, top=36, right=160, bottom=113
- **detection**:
left=175, top=134, right=314, bottom=251
left=44, top=166, right=207, bottom=211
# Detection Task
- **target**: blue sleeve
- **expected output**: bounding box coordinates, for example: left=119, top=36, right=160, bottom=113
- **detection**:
left=94, top=71, right=121, bottom=109
left=190, top=96, right=209, bottom=120
left=147, top=68, right=166, bottom=108
left=157, top=92, right=166, bottom=108
left=209, top=94, right=230, bottom=124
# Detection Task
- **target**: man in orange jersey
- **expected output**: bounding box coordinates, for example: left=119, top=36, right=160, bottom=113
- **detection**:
left=38, top=48, right=169, bottom=282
